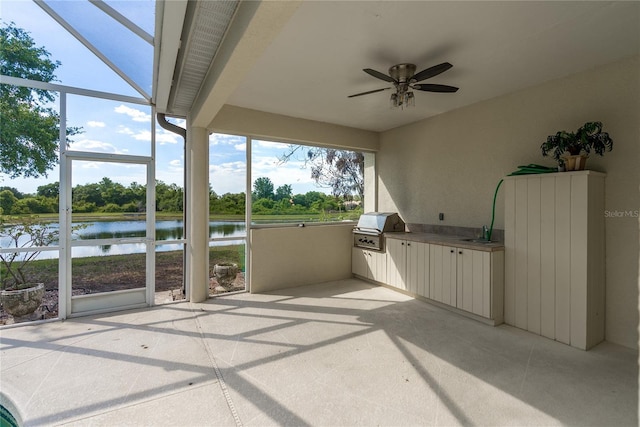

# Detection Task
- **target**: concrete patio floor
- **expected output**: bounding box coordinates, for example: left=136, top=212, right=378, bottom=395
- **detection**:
left=0, top=278, right=637, bottom=426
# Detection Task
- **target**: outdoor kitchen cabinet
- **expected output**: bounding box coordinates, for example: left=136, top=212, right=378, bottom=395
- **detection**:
left=352, top=247, right=387, bottom=283
left=430, top=244, right=504, bottom=323
left=503, top=171, right=605, bottom=349
left=385, top=238, right=429, bottom=297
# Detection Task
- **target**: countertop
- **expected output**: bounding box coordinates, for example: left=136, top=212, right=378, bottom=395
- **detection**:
left=385, top=232, right=505, bottom=252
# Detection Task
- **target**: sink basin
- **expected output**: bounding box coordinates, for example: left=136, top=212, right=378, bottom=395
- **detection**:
left=461, top=238, right=496, bottom=244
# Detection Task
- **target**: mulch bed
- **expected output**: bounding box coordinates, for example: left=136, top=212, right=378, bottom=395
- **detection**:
left=0, top=252, right=245, bottom=325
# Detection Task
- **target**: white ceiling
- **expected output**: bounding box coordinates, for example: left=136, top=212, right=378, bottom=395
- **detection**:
left=224, top=1, right=639, bottom=132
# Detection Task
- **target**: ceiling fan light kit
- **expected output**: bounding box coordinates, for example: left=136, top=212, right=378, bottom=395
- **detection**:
left=349, top=62, right=459, bottom=109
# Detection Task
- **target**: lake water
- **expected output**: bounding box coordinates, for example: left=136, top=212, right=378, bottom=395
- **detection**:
left=1, top=220, right=246, bottom=259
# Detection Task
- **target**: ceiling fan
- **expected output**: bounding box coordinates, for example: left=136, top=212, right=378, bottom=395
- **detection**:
left=348, top=62, right=459, bottom=108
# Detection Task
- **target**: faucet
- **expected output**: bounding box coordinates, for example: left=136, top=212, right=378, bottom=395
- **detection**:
left=481, top=225, right=489, bottom=241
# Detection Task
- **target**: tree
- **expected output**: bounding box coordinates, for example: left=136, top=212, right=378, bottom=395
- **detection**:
left=99, top=177, right=127, bottom=205
left=157, top=181, right=182, bottom=212
left=37, top=182, right=59, bottom=199
left=0, top=189, right=18, bottom=214
left=0, top=186, right=25, bottom=199
left=0, top=22, right=80, bottom=178
left=252, top=177, right=274, bottom=201
left=274, top=184, right=293, bottom=201
left=278, top=146, right=364, bottom=200
left=72, top=183, right=103, bottom=207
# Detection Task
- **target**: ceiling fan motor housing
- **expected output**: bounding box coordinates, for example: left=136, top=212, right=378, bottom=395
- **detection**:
left=389, top=63, right=417, bottom=82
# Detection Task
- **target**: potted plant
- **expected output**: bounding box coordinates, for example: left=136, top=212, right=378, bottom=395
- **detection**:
left=540, top=121, right=613, bottom=171
left=0, top=215, right=58, bottom=318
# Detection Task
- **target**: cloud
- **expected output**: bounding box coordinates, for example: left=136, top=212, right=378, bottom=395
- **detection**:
left=87, top=121, right=106, bottom=128
left=250, top=154, right=315, bottom=192
left=69, top=139, right=123, bottom=154
left=210, top=133, right=246, bottom=146
left=209, top=161, right=246, bottom=174
left=116, top=127, right=179, bottom=144
left=234, top=143, right=246, bottom=151
left=254, top=140, right=285, bottom=149
left=114, top=104, right=151, bottom=122
left=130, top=130, right=152, bottom=142
left=156, top=129, right=179, bottom=144
left=79, top=161, right=101, bottom=169
left=209, top=161, right=247, bottom=194
left=171, top=118, right=186, bottom=127
left=251, top=155, right=281, bottom=171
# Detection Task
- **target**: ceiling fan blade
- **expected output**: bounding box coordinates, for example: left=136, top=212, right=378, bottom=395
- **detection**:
left=363, top=68, right=396, bottom=83
left=412, top=62, right=453, bottom=82
left=412, top=84, right=459, bottom=93
left=348, top=87, right=392, bottom=98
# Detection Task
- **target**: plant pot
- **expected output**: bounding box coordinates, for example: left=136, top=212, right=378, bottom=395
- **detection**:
left=212, top=263, right=238, bottom=288
left=562, top=154, right=588, bottom=171
left=0, top=283, right=45, bottom=317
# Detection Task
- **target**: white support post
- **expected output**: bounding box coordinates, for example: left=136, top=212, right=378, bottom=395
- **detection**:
left=58, top=91, right=69, bottom=319
left=245, top=136, right=252, bottom=292
left=187, top=125, right=210, bottom=302
left=146, top=105, right=157, bottom=306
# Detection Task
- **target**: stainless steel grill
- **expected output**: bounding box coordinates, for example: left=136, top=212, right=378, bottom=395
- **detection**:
left=353, top=212, right=405, bottom=251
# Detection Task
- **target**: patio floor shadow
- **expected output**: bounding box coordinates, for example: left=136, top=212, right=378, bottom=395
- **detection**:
left=0, top=278, right=637, bottom=426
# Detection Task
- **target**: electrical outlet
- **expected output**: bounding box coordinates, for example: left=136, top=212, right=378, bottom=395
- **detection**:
left=439, top=213, right=444, bottom=221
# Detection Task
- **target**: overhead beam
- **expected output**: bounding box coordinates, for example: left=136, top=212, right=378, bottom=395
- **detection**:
left=154, top=0, right=188, bottom=112
left=190, top=0, right=302, bottom=129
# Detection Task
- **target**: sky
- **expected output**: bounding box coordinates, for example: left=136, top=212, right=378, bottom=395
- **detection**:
left=1, top=0, right=329, bottom=197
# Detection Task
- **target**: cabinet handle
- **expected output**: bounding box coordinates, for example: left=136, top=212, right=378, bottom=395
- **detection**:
left=401, top=242, right=404, bottom=245
left=450, top=249, right=454, bottom=253
left=407, top=243, right=411, bottom=246
left=459, top=251, right=463, bottom=254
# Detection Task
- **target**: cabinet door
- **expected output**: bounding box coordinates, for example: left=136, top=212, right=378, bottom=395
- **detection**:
left=370, top=250, right=387, bottom=283
left=457, top=248, right=492, bottom=317
left=352, top=247, right=369, bottom=278
left=407, top=241, right=429, bottom=296
left=430, top=245, right=456, bottom=305
left=442, top=246, right=457, bottom=306
left=472, top=250, right=491, bottom=317
left=429, top=245, right=441, bottom=301
left=456, top=248, right=474, bottom=312
left=386, top=239, right=406, bottom=290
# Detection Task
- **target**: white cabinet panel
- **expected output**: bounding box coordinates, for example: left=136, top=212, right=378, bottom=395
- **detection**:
left=457, top=248, right=473, bottom=312
left=370, top=250, right=387, bottom=283
left=352, top=247, right=368, bottom=278
left=352, top=247, right=386, bottom=283
left=504, top=171, right=605, bottom=350
left=555, top=175, right=571, bottom=344
left=430, top=245, right=500, bottom=321
left=430, top=245, right=457, bottom=306
left=526, top=178, right=541, bottom=335
left=540, top=176, right=556, bottom=339
left=456, top=248, right=492, bottom=318
left=406, top=241, right=429, bottom=296
left=358, top=237, right=503, bottom=324
left=514, top=177, right=529, bottom=330
left=386, top=238, right=406, bottom=290
left=504, top=179, right=516, bottom=325
left=386, top=239, right=429, bottom=296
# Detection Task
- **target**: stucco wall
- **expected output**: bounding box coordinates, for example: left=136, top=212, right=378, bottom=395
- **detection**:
left=250, top=224, right=354, bottom=293
left=378, top=56, right=639, bottom=349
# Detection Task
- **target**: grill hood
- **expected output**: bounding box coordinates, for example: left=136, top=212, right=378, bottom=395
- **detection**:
left=355, top=212, right=405, bottom=234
